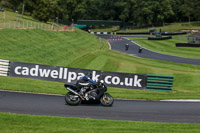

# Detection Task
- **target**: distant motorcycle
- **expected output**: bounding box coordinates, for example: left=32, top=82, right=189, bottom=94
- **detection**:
left=125, top=44, right=129, bottom=51
left=64, top=75, right=114, bottom=106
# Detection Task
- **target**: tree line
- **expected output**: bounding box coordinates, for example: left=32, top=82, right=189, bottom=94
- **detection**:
left=1, top=0, right=200, bottom=27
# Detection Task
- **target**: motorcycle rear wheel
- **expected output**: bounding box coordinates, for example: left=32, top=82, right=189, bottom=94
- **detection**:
left=100, top=93, right=114, bottom=107
left=65, top=92, right=81, bottom=106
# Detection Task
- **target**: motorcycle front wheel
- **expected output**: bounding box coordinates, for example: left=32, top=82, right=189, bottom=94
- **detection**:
left=100, top=93, right=114, bottom=107
left=65, top=92, right=81, bottom=106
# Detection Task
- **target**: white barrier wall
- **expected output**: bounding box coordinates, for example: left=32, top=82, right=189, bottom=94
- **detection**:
left=0, top=59, right=9, bottom=76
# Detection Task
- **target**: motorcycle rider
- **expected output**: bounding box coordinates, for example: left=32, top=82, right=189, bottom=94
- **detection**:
left=76, top=73, right=106, bottom=100
left=125, top=43, right=129, bottom=51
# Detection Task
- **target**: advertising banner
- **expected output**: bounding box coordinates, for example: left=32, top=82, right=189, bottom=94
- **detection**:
left=9, top=61, right=147, bottom=90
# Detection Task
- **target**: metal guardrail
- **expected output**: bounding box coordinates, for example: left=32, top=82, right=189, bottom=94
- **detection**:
left=147, top=74, right=174, bottom=91
left=0, top=59, right=10, bottom=76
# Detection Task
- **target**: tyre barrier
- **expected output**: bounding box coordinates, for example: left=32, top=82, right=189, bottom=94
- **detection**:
left=176, top=43, right=200, bottom=47
left=148, top=36, right=172, bottom=40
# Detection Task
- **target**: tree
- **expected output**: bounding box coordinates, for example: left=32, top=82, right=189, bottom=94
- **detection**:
left=21, top=0, right=25, bottom=18
left=1, top=0, right=200, bottom=27
left=58, top=0, right=87, bottom=22
left=180, top=0, right=196, bottom=24
left=6, top=0, right=22, bottom=11
left=32, top=0, right=61, bottom=23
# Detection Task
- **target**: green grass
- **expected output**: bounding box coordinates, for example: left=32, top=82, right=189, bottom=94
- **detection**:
left=0, top=9, right=35, bottom=22
left=0, top=113, right=200, bottom=133
left=0, top=28, right=104, bottom=65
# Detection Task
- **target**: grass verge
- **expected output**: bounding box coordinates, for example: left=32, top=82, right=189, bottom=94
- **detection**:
left=0, top=113, right=200, bottom=133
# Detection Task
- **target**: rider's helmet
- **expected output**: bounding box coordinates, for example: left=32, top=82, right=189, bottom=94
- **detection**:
left=85, top=72, right=92, bottom=79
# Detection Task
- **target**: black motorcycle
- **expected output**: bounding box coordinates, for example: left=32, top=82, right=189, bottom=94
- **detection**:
left=64, top=76, right=114, bottom=107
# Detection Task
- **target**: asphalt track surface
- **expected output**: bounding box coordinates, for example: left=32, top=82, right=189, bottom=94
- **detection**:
left=98, top=35, right=200, bottom=65
left=1, top=90, right=200, bottom=123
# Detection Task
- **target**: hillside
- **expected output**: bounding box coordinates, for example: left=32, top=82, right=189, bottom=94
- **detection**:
left=0, top=28, right=104, bottom=66
left=0, top=28, right=200, bottom=100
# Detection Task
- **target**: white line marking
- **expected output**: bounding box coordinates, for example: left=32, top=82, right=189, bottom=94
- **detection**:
left=107, top=41, right=111, bottom=50
left=160, top=100, right=200, bottom=102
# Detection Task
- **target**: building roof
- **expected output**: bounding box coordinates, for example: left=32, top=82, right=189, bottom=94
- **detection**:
left=187, top=32, right=200, bottom=39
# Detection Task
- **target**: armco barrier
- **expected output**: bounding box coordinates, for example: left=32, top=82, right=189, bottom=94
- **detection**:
left=147, top=74, right=174, bottom=91
left=0, top=59, right=174, bottom=91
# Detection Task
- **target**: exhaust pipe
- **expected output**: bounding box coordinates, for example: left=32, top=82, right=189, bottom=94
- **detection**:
left=66, top=87, right=85, bottom=100
left=67, top=87, right=79, bottom=95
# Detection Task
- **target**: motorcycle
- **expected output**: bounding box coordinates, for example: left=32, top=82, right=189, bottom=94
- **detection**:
left=64, top=76, right=114, bottom=107
left=125, top=44, right=129, bottom=51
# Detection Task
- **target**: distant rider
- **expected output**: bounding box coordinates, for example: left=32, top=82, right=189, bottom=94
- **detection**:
left=125, top=44, right=129, bottom=51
